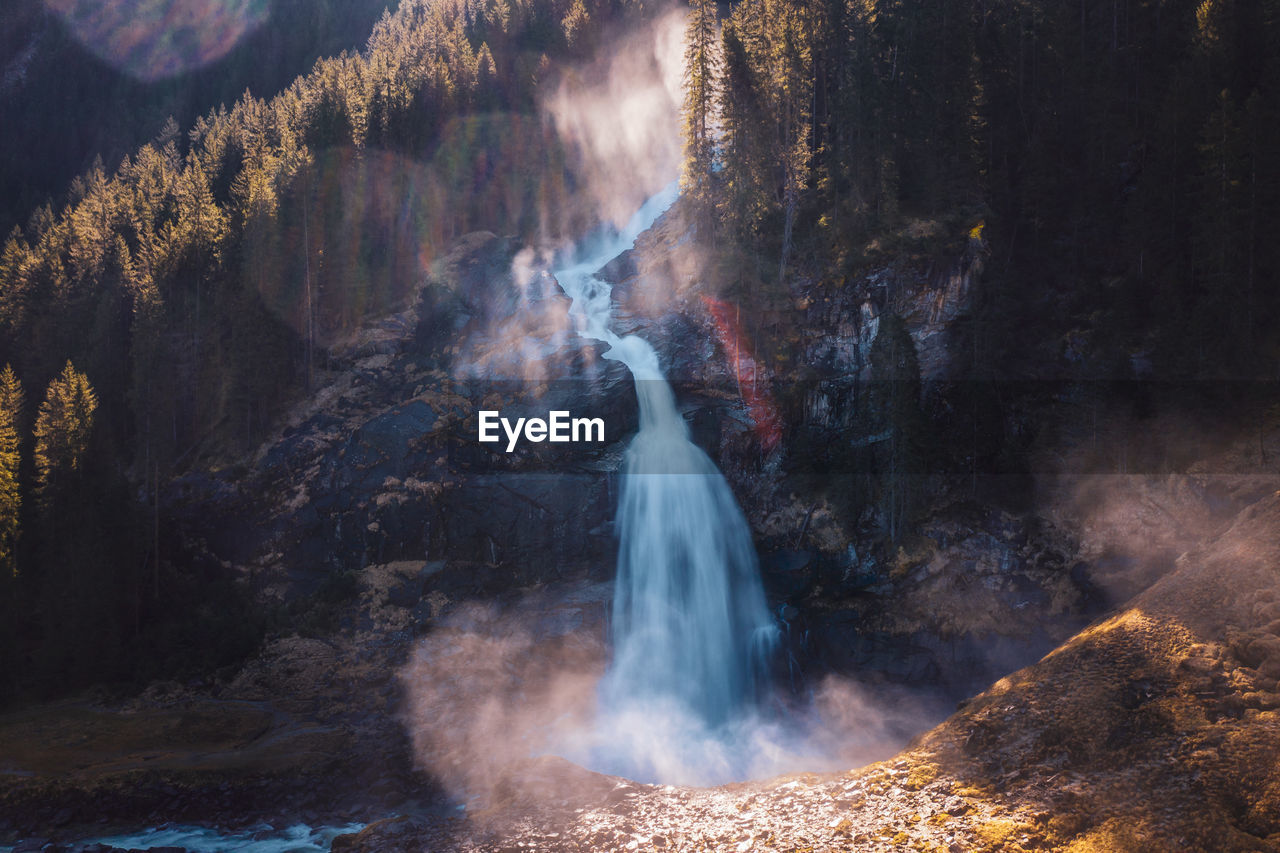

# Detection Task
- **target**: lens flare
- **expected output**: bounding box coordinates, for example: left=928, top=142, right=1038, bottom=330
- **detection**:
left=703, top=295, right=783, bottom=452
left=43, top=0, right=268, bottom=81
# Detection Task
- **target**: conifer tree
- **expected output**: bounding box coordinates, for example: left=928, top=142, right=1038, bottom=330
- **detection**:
left=562, top=0, right=592, bottom=52
left=0, top=230, right=31, bottom=350
left=772, top=0, right=814, bottom=283
left=0, top=365, right=22, bottom=578
left=681, top=0, right=720, bottom=228
left=476, top=42, right=498, bottom=105
left=717, top=12, right=767, bottom=240
left=32, top=360, right=119, bottom=685
left=34, top=361, right=98, bottom=512
left=67, top=158, right=115, bottom=286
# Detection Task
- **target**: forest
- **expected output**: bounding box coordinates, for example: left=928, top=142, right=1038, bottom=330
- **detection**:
left=2, top=1, right=1280, bottom=849
left=683, top=0, right=1280, bottom=379
left=0, top=0, right=403, bottom=235
left=0, top=0, right=1277, bottom=704
left=0, top=0, right=651, bottom=695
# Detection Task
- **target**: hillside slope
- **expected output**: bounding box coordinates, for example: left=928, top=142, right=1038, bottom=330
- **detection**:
left=0, top=0, right=394, bottom=233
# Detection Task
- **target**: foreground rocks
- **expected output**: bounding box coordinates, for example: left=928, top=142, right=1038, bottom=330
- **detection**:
left=331, top=492, right=1280, bottom=852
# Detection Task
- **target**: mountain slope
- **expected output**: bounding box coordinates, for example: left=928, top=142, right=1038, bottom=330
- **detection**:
left=0, top=0, right=396, bottom=234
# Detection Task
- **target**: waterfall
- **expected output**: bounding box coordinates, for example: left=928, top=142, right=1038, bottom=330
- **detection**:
left=554, top=185, right=779, bottom=783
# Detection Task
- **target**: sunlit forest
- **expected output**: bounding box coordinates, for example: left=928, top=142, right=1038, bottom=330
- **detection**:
left=1, top=0, right=1279, bottom=848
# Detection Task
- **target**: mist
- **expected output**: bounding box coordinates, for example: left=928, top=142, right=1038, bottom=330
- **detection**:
left=398, top=598, right=942, bottom=806
left=543, top=6, right=687, bottom=231
left=1038, top=401, right=1280, bottom=606
left=398, top=601, right=608, bottom=809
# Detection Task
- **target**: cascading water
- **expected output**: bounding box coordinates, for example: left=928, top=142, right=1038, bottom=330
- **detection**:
left=554, top=184, right=779, bottom=783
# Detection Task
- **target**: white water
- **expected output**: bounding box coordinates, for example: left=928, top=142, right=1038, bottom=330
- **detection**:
left=71, top=821, right=364, bottom=852
left=553, top=184, right=779, bottom=783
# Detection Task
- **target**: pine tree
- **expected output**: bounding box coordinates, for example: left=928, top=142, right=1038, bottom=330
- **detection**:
left=67, top=158, right=116, bottom=287
left=0, top=365, right=22, bottom=578
left=681, top=0, right=720, bottom=228
left=715, top=0, right=815, bottom=264
left=31, top=360, right=119, bottom=685
left=127, top=259, right=172, bottom=472
left=0, top=230, right=31, bottom=352
left=484, top=0, right=513, bottom=38
left=476, top=42, right=498, bottom=106
left=34, top=361, right=98, bottom=512
left=562, top=0, right=592, bottom=53
left=772, top=0, right=814, bottom=283
left=717, top=11, right=768, bottom=240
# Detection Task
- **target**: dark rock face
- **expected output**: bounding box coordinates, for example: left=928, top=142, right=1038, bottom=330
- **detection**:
left=152, top=210, right=1109, bottom=719
left=437, top=231, right=521, bottom=323
left=166, top=232, right=645, bottom=604
left=766, top=502, right=1096, bottom=700
left=435, top=473, right=614, bottom=571
left=594, top=248, right=638, bottom=286
left=154, top=216, right=1107, bottom=770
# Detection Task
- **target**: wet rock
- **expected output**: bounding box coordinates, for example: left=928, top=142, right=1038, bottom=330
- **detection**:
left=759, top=549, right=816, bottom=601
left=595, top=248, right=638, bottom=285
left=11, top=839, right=49, bottom=853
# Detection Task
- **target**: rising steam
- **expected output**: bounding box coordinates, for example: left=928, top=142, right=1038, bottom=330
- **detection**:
left=399, top=599, right=940, bottom=805
left=398, top=601, right=608, bottom=809
left=543, top=7, right=686, bottom=230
